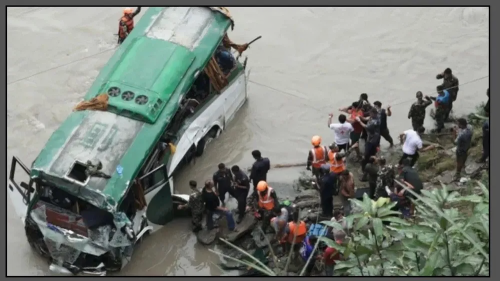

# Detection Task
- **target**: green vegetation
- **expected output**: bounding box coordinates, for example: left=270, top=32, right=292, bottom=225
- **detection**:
left=211, top=177, right=489, bottom=276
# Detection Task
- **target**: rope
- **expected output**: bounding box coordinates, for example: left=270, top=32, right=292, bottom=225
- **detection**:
left=248, top=75, right=489, bottom=110
left=7, top=47, right=117, bottom=85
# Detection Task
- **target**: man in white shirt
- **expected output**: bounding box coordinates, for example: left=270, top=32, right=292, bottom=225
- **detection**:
left=398, top=126, right=432, bottom=167
left=328, top=113, right=354, bottom=152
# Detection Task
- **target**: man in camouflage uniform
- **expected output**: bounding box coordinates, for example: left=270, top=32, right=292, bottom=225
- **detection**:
left=178, top=180, right=204, bottom=232
left=408, top=91, right=432, bottom=131
left=374, top=158, right=395, bottom=200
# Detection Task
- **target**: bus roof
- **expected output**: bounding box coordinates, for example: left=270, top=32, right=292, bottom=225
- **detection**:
left=31, top=7, right=232, bottom=211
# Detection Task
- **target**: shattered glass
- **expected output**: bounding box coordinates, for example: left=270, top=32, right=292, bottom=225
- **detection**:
left=30, top=204, right=133, bottom=266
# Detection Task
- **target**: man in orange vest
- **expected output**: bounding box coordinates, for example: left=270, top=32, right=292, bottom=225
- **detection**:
left=246, top=181, right=279, bottom=233
left=328, top=143, right=347, bottom=175
left=281, top=211, right=307, bottom=258
left=118, top=7, right=141, bottom=44
left=307, top=135, right=328, bottom=180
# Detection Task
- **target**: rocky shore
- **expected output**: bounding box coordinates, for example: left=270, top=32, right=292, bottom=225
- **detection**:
left=199, top=110, right=489, bottom=276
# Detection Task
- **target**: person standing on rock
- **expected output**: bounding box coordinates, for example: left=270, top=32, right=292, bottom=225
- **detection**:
left=270, top=206, right=289, bottom=241
left=484, top=88, right=489, bottom=117
left=373, top=101, right=394, bottom=147
left=249, top=150, right=270, bottom=190
left=202, top=180, right=236, bottom=231
left=375, top=158, right=395, bottom=200
left=364, top=156, right=380, bottom=199
left=340, top=102, right=364, bottom=161
left=398, top=126, right=433, bottom=168
left=231, top=165, right=250, bottom=224
left=319, top=164, right=338, bottom=217
left=213, top=163, right=235, bottom=207
left=408, top=91, right=432, bottom=131
left=436, top=68, right=459, bottom=121
left=338, top=170, right=355, bottom=216
left=177, top=180, right=204, bottom=233
left=477, top=119, right=489, bottom=164
left=328, top=113, right=354, bottom=152
left=282, top=212, right=307, bottom=257
left=327, top=143, right=347, bottom=175
left=426, top=85, right=450, bottom=133
left=356, top=112, right=381, bottom=182
left=246, top=181, right=279, bottom=233
left=453, top=118, right=473, bottom=181
left=307, top=136, right=329, bottom=180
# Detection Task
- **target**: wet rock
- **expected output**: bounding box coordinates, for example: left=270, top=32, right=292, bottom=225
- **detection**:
left=294, top=198, right=320, bottom=209
left=226, top=213, right=257, bottom=243
left=196, top=228, right=219, bottom=245
left=465, top=161, right=482, bottom=176
left=294, top=189, right=319, bottom=201
left=251, top=228, right=275, bottom=248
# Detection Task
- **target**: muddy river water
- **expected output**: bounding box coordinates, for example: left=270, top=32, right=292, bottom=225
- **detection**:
left=7, top=7, right=489, bottom=276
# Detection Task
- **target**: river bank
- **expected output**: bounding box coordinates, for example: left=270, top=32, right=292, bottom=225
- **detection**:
left=201, top=107, right=489, bottom=276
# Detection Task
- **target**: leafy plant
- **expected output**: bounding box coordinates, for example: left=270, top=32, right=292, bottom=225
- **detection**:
left=210, top=180, right=489, bottom=276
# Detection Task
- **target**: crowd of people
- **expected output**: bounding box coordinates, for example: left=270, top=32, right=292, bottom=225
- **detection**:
left=177, top=68, right=489, bottom=276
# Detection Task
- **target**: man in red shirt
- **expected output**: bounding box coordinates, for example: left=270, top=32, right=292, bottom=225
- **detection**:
left=322, top=233, right=345, bottom=276
left=339, top=102, right=364, bottom=161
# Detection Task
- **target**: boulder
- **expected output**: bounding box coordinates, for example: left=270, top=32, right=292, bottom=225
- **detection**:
left=226, top=213, right=257, bottom=243
left=196, top=228, right=219, bottom=245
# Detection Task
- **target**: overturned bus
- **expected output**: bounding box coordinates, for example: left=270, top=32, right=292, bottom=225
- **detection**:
left=8, top=7, right=250, bottom=275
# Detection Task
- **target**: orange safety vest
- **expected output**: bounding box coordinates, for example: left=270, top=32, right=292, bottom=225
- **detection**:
left=287, top=221, right=307, bottom=244
left=328, top=150, right=345, bottom=174
left=310, top=146, right=327, bottom=169
left=258, top=187, right=275, bottom=211
left=118, top=16, right=134, bottom=39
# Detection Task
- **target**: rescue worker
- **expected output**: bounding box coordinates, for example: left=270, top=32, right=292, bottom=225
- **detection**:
left=364, top=156, right=380, bottom=199
left=231, top=165, right=250, bottom=223
left=328, top=143, right=347, bottom=175
left=408, top=91, right=432, bottom=131
left=282, top=211, right=307, bottom=257
left=270, top=206, right=289, bottom=241
left=213, top=163, right=236, bottom=207
left=319, top=164, right=338, bottom=217
left=178, top=180, right=203, bottom=232
left=374, top=158, right=395, bottom=199
left=306, top=136, right=328, bottom=180
left=246, top=181, right=279, bottom=233
left=373, top=101, right=394, bottom=147
left=338, top=170, right=355, bottom=216
left=202, top=180, right=236, bottom=231
left=340, top=102, right=363, bottom=160
left=249, top=150, right=270, bottom=190
left=117, top=7, right=141, bottom=44
left=453, top=118, right=473, bottom=181
left=425, top=85, right=450, bottom=133
left=436, top=68, right=459, bottom=120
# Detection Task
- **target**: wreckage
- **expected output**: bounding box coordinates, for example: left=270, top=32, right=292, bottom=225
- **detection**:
left=8, top=7, right=252, bottom=275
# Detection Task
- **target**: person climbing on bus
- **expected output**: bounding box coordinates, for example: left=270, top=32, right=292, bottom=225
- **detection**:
left=177, top=180, right=204, bottom=232
left=246, top=181, right=279, bottom=233
left=117, top=7, right=141, bottom=44
left=306, top=135, right=328, bottom=180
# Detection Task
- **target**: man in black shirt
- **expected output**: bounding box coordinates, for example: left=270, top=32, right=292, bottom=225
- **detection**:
left=202, top=180, right=236, bottom=231
left=319, top=165, right=337, bottom=217
left=249, top=150, right=271, bottom=189
left=231, top=165, right=250, bottom=223
left=373, top=101, right=394, bottom=147
left=213, top=163, right=235, bottom=207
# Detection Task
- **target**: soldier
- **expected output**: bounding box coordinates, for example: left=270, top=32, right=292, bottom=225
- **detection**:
left=426, top=85, right=450, bottom=133
left=178, top=180, right=204, bottom=232
left=408, top=91, right=432, bottom=131
left=436, top=68, right=459, bottom=121
left=374, top=158, right=395, bottom=200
